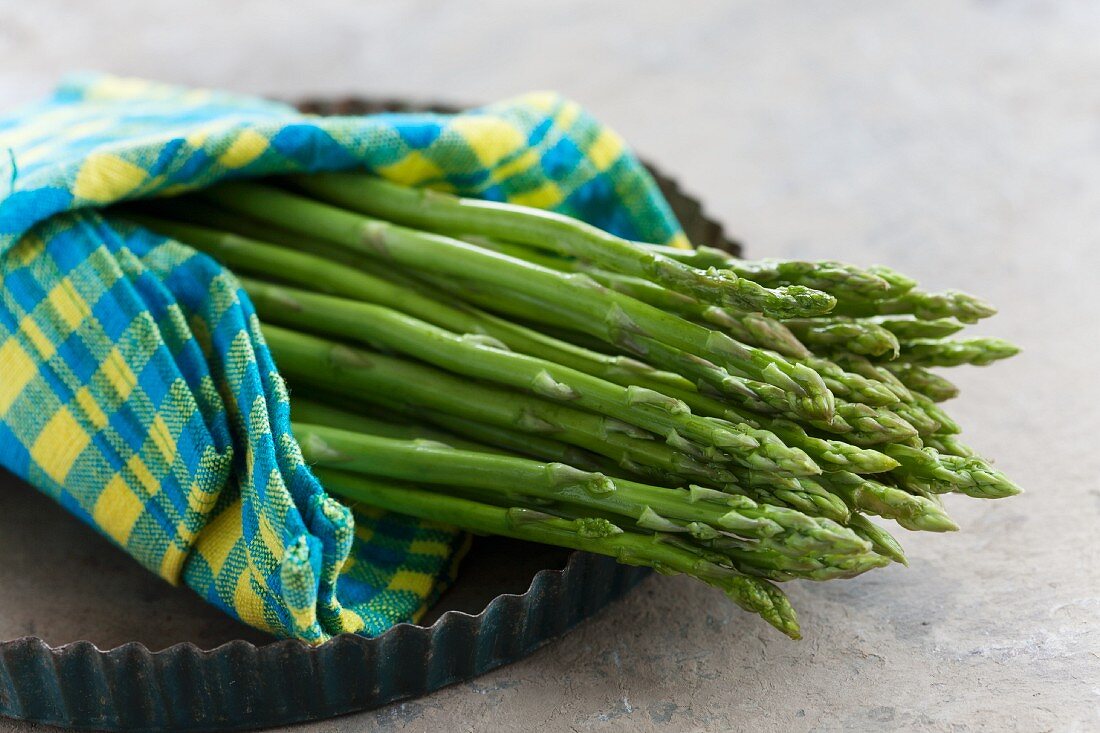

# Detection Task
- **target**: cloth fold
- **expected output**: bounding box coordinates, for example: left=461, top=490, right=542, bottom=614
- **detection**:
left=0, top=74, right=684, bottom=642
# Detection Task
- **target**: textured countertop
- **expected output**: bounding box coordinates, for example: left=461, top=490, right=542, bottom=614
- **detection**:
left=1, top=1, right=1098, bottom=731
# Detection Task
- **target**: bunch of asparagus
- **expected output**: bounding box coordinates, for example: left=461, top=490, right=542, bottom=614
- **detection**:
left=121, top=172, right=1019, bottom=638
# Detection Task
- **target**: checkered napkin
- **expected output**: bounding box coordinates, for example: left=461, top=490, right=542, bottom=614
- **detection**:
left=0, top=74, right=685, bottom=642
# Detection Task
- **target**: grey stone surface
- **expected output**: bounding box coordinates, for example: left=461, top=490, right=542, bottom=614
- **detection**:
left=1, top=1, right=1098, bottom=730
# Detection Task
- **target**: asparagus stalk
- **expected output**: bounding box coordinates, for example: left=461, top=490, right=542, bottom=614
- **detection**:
left=125, top=213, right=699, bottom=394
left=870, top=316, right=965, bottom=340
left=641, top=244, right=915, bottom=300
left=888, top=400, right=943, bottom=437
left=465, top=236, right=812, bottom=359
left=890, top=337, right=1021, bottom=367
left=817, top=471, right=959, bottom=532
left=290, top=173, right=836, bottom=318
left=639, top=244, right=738, bottom=269
left=828, top=353, right=913, bottom=403
left=865, top=266, right=919, bottom=297
left=316, top=389, right=638, bottom=477
left=830, top=402, right=919, bottom=445
left=731, top=473, right=851, bottom=524
left=243, top=277, right=820, bottom=475
left=782, top=318, right=900, bottom=357
left=832, top=289, right=997, bottom=323
left=911, top=393, right=961, bottom=435
left=292, top=396, right=506, bottom=454
left=264, top=324, right=737, bottom=485
left=520, top=500, right=880, bottom=582
left=882, top=364, right=959, bottom=402
left=317, top=468, right=801, bottom=637
left=405, top=269, right=840, bottom=423
left=845, top=514, right=908, bottom=565
left=883, top=444, right=1021, bottom=499
left=706, top=542, right=891, bottom=582
left=798, top=356, right=901, bottom=407
left=293, top=395, right=637, bottom=478
left=203, top=182, right=836, bottom=417
left=550, top=367, right=899, bottom=474
left=665, top=532, right=889, bottom=582
left=923, top=434, right=976, bottom=458
left=718, top=260, right=894, bottom=300
left=295, top=422, right=868, bottom=556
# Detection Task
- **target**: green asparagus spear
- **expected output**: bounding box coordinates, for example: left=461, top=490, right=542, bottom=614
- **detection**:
left=464, top=236, right=812, bottom=359
left=884, top=444, right=1021, bottom=499
left=243, top=277, right=820, bottom=475
left=264, top=324, right=736, bottom=485
left=123, top=214, right=699, bottom=394
left=292, top=396, right=507, bottom=454
left=890, top=337, right=1021, bottom=367
left=318, top=468, right=801, bottom=637
left=870, top=316, right=965, bottom=340
left=291, top=173, right=835, bottom=318
left=399, top=268, right=839, bottom=423
left=845, top=514, right=908, bottom=565
left=833, top=289, right=997, bottom=323
left=641, top=244, right=914, bottom=300
left=817, top=471, right=959, bottom=532
left=304, top=388, right=638, bottom=477
left=882, top=364, right=960, bottom=402
left=923, top=434, right=976, bottom=458
left=203, top=182, right=836, bottom=416
left=783, top=318, right=900, bottom=357
left=295, top=422, right=868, bottom=556
left=798, top=356, right=901, bottom=406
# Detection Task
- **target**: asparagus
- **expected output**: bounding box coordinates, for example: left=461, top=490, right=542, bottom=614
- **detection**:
left=295, top=422, right=869, bottom=557
left=923, top=434, right=976, bottom=458
left=669, top=533, right=889, bottom=582
left=324, top=390, right=638, bottom=477
left=317, top=468, right=801, bottom=637
left=888, top=399, right=943, bottom=437
left=641, top=244, right=915, bottom=300
left=401, top=268, right=840, bottom=423
left=870, top=316, right=965, bottom=340
left=255, top=253, right=892, bottom=473
left=291, top=173, right=836, bottom=318
left=890, top=337, right=1021, bottom=367
left=798, top=356, right=901, bottom=406
left=433, top=270, right=906, bottom=424
left=719, top=260, right=894, bottom=300
left=865, top=266, right=918, bottom=297
left=732, top=473, right=851, bottom=524
left=882, top=364, right=960, bottom=402
left=264, top=324, right=740, bottom=485
left=911, top=393, right=961, bottom=435
left=710, top=542, right=891, bottom=582
left=830, top=402, right=919, bottom=445
left=783, top=318, right=900, bottom=357
left=292, top=395, right=635, bottom=478
left=560, top=368, right=899, bottom=475
left=242, top=277, right=820, bottom=475
left=465, top=236, right=812, bottom=359
left=884, top=444, right=1021, bottom=499
left=817, top=471, right=959, bottom=532
left=833, top=289, right=997, bottom=323
left=125, top=214, right=698, bottom=394
left=204, top=182, right=839, bottom=416
left=845, top=514, right=908, bottom=565
left=519, top=499, right=881, bottom=582
left=117, top=176, right=1023, bottom=636
left=292, top=396, right=505, bottom=454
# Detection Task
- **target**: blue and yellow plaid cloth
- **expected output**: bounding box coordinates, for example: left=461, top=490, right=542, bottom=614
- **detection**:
left=0, top=74, right=685, bottom=642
